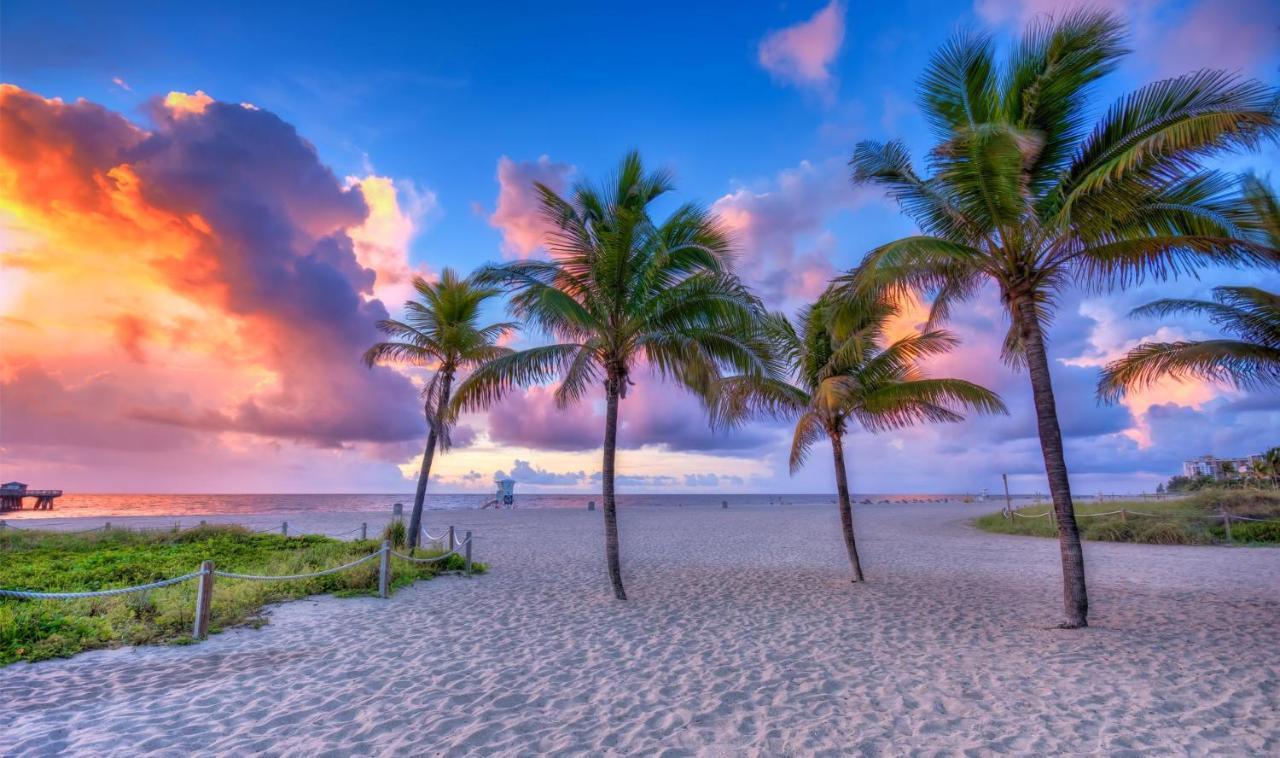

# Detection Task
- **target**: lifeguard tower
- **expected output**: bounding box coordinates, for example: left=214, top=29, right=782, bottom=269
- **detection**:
left=483, top=478, right=516, bottom=509
left=1, top=482, right=63, bottom=511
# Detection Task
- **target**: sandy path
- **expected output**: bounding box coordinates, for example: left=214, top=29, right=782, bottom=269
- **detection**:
left=2, top=502, right=1277, bottom=755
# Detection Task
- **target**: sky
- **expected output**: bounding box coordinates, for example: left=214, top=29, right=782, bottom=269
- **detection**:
left=1, top=0, right=1277, bottom=495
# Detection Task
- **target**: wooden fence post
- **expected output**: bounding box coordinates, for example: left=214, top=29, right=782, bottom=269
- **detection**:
left=193, top=560, right=215, bottom=640
left=281, top=521, right=288, bottom=537
left=448, top=525, right=455, bottom=552
left=722, top=500, right=728, bottom=509
left=1001, top=473, right=1013, bottom=519
left=1120, top=509, right=1128, bottom=523
left=378, top=540, right=391, bottom=598
left=361, top=522, right=367, bottom=541
left=1222, top=511, right=1233, bottom=544
left=104, top=522, right=111, bottom=531
left=588, top=500, right=595, bottom=511
left=464, top=531, right=473, bottom=577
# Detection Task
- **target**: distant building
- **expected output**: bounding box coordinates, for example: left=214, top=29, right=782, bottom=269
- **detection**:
left=1182, top=454, right=1261, bottom=480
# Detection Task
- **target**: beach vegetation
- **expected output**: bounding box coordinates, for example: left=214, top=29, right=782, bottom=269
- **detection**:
left=975, top=490, right=1280, bottom=545
left=844, top=9, right=1279, bottom=626
left=364, top=269, right=517, bottom=551
left=0, top=525, right=483, bottom=664
left=382, top=518, right=408, bottom=549
left=450, top=151, right=777, bottom=600
left=710, top=289, right=1006, bottom=580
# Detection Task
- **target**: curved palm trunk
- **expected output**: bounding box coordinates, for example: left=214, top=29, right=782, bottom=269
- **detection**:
left=1014, top=299, right=1088, bottom=628
left=602, top=373, right=627, bottom=599
left=829, top=431, right=865, bottom=581
left=407, top=369, right=453, bottom=552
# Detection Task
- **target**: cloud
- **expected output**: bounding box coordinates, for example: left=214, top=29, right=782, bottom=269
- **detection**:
left=494, top=459, right=586, bottom=485
left=111, top=76, right=131, bottom=92
left=684, top=473, right=744, bottom=487
left=162, top=89, right=213, bottom=116
left=712, top=157, right=872, bottom=308
left=972, top=0, right=1277, bottom=78
left=1151, top=0, right=1280, bottom=77
left=484, top=369, right=778, bottom=454
left=0, top=85, right=425, bottom=456
left=758, top=1, right=845, bottom=95
left=485, top=385, right=601, bottom=451
left=487, top=155, right=574, bottom=258
left=346, top=174, right=437, bottom=307
left=973, top=0, right=1153, bottom=27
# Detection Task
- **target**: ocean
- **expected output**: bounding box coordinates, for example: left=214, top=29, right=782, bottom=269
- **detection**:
left=0, top=492, right=989, bottom=519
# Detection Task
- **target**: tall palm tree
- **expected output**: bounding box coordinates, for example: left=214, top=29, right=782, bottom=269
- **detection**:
left=364, top=269, right=516, bottom=551
left=449, top=151, right=775, bottom=599
left=711, top=291, right=1006, bottom=580
left=1099, top=177, right=1280, bottom=400
left=845, top=10, right=1279, bottom=626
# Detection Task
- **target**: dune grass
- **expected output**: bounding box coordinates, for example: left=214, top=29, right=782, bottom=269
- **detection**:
left=974, top=490, right=1280, bottom=546
left=0, top=524, right=485, bottom=664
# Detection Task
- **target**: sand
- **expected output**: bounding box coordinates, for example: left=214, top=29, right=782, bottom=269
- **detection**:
left=2, top=501, right=1277, bottom=755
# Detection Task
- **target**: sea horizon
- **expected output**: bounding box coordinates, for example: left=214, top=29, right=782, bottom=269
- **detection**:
left=0, top=490, right=1112, bottom=520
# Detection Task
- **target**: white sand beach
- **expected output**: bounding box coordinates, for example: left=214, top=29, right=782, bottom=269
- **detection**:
left=2, top=500, right=1278, bottom=755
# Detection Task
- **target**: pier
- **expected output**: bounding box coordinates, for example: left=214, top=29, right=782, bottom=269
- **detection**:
left=1, top=482, right=63, bottom=511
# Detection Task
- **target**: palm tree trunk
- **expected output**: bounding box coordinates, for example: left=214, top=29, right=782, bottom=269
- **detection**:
left=1014, top=298, right=1088, bottom=628
left=406, top=369, right=454, bottom=552
left=602, top=371, right=627, bottom=600
left=829, top=431, right=865, bottom=581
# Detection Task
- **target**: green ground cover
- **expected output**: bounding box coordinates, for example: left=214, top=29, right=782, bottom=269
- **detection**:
left=0, top=524, right=484, bottom=664
left=974, top=490, right=1280, bottom=545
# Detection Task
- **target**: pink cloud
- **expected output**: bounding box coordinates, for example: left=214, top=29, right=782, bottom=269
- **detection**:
left=973, top=0, right=1150, bottom=26
left=758, top=1, right=845, bottom=94
left=484, top=370, right=775, bottom=454
left=1153, top=0, right=1279, bottom=76
left=712, top=157, right=872, bottom=308
left=488, top=155, right=574, bottom=258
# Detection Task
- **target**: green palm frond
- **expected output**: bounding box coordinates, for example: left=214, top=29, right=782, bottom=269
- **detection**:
left=707, top=375, right=809, bottom=430
left=1005, top=8, right=1127, bottom=193
left=450, top=343, right=584, bottom=414
left=1098, top=339, right=1280, bottom=400
left=1053, top=70, right=1279, bottom=225
left=789, top=410, right=827, bottom=474
left=1100, top=282, right=1280, bottom=401
left=855, top=378, right=1008, bottom=432
left=1131, top=287, right=1280, bottom=345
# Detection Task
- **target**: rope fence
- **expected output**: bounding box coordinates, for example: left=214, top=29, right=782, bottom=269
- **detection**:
left=0, top=526, right=476, bottom=641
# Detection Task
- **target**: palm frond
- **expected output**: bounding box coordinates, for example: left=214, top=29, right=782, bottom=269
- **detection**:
left=789, top=410, right=827, bottom=474
left=1098, top=339, right=1280, bottom=401
left=449, top=343, right=584, bottom=414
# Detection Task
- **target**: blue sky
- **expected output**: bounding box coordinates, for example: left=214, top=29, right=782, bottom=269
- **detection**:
left=1, top=0, right=1277, bottom=494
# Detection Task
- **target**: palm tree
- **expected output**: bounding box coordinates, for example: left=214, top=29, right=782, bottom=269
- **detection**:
left=363, top=269, right=516, bottom=551
left=845, top=10, right=1279, bottom=626
left=1254, top=447, right=1280, bottom=489
left=1099, top=177, right=1280, bottom=400
left=711, top=291, right=1006, bottom=580
left=449, top=151, right=775, bottom=599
